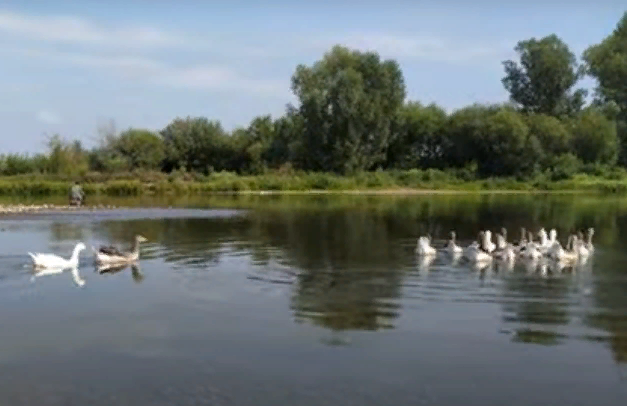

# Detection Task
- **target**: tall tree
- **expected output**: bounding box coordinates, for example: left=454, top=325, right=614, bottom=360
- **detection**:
left=387, top=102, right=449, bottom=170
left=583, top=13, right=627, bottom=165
left=114, top=129, right=165, bottom=170
left=583, top=12, right=627, bottom=120
left=502, top=34, right=587, bottom=117
left=569, top=108, right=618, bottom=165
left=160, top=117, right=229, bottom=173
left=291, top=45, right=406, bottom=173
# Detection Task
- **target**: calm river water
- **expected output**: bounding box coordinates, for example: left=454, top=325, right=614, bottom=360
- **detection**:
left=0, top=194, right=626, bottom=405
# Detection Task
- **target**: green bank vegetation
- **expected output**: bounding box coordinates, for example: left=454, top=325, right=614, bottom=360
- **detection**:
left=2, top=13, right=627, bottom=196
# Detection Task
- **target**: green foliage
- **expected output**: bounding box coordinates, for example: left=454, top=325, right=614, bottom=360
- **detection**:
left=115, top=129, right=165, bottom=170
left=160, top=117, right=230, bottom=173
left=291, top=45, right=406, bottom=173
left=526, top=114, right=571, bottom=157
left=46, top=135, right=89, bottom=176
left=583, top=12, right=627, bottom=121
left=387, top=102, right=449, bottom=169
left=569, top=109, right=618, bottom=165
left=546, top=153, right=581, bottom=181
left=502, top=34, right=586, bottom=117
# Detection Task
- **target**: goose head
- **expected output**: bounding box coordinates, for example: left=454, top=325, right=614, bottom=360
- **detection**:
left=586, top=227, right=595, bottom=243
left=135, top=235, right=148, bottom=243
left=449, top=231, right=457, bottom=242
left=572, top=234, right=580, bottom=249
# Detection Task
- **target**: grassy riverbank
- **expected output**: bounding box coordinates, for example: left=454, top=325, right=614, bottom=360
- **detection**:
left=1, top=169, right=627, bottom=197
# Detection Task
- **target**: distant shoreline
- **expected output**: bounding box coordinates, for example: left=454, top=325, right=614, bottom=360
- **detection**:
left=0, top=173, right=625, bottom=198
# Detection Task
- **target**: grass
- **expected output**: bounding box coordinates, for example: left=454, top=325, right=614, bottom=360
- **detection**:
left=1, top=169, right=627, bottom=197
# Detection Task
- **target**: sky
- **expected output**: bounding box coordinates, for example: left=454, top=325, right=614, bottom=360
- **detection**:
left=0, top=1, right=625, bottom=153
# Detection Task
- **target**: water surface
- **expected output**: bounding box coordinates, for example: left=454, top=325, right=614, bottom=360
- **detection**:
left=1, top=194, right=626, bottom=405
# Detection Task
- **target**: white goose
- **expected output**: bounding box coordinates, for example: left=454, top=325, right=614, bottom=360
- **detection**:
left=415, top=235, right=436, bottom=256
left=445, top=231, right=463, bottom=255
left=548, top=229, right=558, bottom=248
left=513, top=227, right=527, bottom=254
left=28, top=242, right=86, bottom=270
left=537, top=228, right=551, bottom=253
left=584, top=227, right=595, bottom=253
left=575, top=232, right=591, bottom=259
left=483, top=230, right=496, bottom=253
left=493, top=233, right=516, bottom=262
left=547, top=234, right=578, bottom=264
left=464, top=231, right=493, bottom=263
left=519, top=231, right=542, bottom=260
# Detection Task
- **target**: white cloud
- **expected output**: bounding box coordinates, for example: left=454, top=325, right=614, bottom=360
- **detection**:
left=308, top=33, right=514, bottom=64
left=0, top=9, right=194, bottom=49
left=36, top=110, right=61, bottom=124
left=154, top=66, right=286, bottom=94
left=1, top=47, right=287, bottom=95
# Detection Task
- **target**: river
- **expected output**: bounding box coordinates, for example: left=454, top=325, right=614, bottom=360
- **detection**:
left=0, top=193, right=626, bottom=405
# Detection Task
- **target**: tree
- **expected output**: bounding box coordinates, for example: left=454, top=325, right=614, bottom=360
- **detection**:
left=525, top=114, right=571, bottom=165
left=46, top=134, right=89, bottom=176
left=569, top=108, right=618, bottom=165
left=583, top=13, right=627, bottom=166
left=502, top=34, right=587, bottom=117
left=115, top=129, right=165, bottom=171
left=291, top=45, right=406, bottom=173
left=267, top=106, right=304, bottom=169
left=445, top=103, right=503, bottom=169
left=446, top=105, right=541, bottom=177
left=583, top=13, right=627, bottom=121
left=160, top=117, right=229, bottom=173
left=387, top=102, right=449, bottom=169
left=480, top=108, right=541, bottom=177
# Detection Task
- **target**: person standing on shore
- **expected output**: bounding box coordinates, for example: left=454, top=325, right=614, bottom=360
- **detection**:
left=69, top=181, right=85, bottom=206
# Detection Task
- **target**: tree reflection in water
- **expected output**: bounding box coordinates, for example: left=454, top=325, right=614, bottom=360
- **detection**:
left=85, top=194, right=627, bottom=358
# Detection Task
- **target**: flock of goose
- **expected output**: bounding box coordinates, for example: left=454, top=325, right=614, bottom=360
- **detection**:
left=415, top=227, right=595, bottom=267
left=26, top=235, right=148, bottom=286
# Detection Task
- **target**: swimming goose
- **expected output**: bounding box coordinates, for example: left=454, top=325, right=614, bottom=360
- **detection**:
left=584, top=227, right=595, bottom=253
left=445, top=231, right=463, bottom=255
left=548, top=229, right=558, bottom=247
left=28, top=242, right=86, bottom=269
left=464, top=231, right=493, bottom=263
left=93, top=235, right=148, bottom=265
left=493, top=233, right=516, bottom=262
left=483, top=230, right=496, bottom=253
left=415, top=235, right=437, bottom=256
left=519, top=231, right=542, bottom=260
left=575, top=232, right=590, bottom=259
left=537, top=228, right=551, bottom=252
left=513, top=227, right=527, bottom=253
left=547, top=235, right=578, bottom=264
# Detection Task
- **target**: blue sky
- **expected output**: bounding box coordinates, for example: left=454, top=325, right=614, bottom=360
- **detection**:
left=0, top=1, right=625, bottom=153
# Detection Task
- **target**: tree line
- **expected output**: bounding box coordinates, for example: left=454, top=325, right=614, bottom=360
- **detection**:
left=2, top=13, right=626, bottom=182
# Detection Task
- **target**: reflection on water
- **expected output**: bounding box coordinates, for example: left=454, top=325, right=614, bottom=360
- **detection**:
left=97, top=262, right=145, bottom=284
left=1, top=194, right=627, bottom=404
left=30, top=265, right=86, bottom=288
